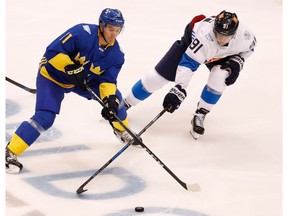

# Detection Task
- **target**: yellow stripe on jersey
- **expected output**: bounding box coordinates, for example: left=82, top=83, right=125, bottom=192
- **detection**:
left=99, top=82, right=117, bottom=99
left=48, top=53, right=74, bottom=72
left=60, top=33, right=72, bottom=44
left=39, top=56, right=48, bottom=69
left=40, top=66, right=75, bottom=88
left=111, top=117, right=129, bottom=131
left=8, top=134, right=29, bottom=156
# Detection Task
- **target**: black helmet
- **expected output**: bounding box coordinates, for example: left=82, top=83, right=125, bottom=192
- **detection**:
left=214, top=10, right=239, bottom=36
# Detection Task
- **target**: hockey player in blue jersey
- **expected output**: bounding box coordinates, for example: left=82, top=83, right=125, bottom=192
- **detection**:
left=6, top=8, right=135, bottom=174
left=124, top=11, right=257, bottom=139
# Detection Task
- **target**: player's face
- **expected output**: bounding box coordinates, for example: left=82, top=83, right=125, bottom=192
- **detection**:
left=103, top=24, right=122, bottom=43
left=215, top=32, right=233, bottom=46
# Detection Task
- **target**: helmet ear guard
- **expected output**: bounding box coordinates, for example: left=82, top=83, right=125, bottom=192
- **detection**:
left=214, top=10, right=239, bottom=36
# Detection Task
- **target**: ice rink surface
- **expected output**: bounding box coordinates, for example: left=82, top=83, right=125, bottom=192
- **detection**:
left=4, top=0, right=284, bottom=215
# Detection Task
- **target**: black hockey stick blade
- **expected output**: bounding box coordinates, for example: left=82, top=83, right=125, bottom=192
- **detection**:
left=76, top=187, right=87, bottom=194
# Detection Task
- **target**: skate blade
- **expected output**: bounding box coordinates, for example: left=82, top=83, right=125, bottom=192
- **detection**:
left=189, top=130, right=200, bottom=140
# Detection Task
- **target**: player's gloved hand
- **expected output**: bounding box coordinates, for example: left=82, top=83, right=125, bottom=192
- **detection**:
left=64, top=61, right=87, bottom=91
left=220, top=55, right=244, bottom=86
left=163, top=84, right=187, bottom=113
left=101, top=95, right=119, bottom=121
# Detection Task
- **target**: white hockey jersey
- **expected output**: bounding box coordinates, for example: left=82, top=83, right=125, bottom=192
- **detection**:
left=175, top=16, right=257, bottom=88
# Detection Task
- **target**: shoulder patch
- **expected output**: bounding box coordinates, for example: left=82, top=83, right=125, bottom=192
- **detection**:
left=244, top=31, right=251, bottom=40
left=205, top=33, right=214, bottom=41
left=82, top=25, right=91, bottom=34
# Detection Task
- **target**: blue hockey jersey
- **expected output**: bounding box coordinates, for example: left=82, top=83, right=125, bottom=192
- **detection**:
left=39, top=23, right=124, bottom=99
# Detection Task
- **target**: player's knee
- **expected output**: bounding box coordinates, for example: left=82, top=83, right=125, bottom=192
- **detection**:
left=31, top=110, right=56, bottom=131
left=141, top=69, right=169, bottom=92
left=207, top=65, right=229, bottom=92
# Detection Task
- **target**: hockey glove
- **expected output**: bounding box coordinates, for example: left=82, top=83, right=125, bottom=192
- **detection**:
left=64, top=61, right=87, bottom=91
left=101, top=95, right=120, bottom=121
left=220, top=55, right=244, bottom=86
left=163, top=84, right=187, bottom=113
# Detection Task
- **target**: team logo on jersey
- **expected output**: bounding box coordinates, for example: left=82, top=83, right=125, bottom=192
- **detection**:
left=90, top=63, right=105, bottom=75
left=205, top=33, right=213, bottom=41
left=74, top=53, right=90, bottom=66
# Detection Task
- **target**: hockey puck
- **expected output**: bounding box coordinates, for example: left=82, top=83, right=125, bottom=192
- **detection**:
left=135, top=206, right=144, bottom=212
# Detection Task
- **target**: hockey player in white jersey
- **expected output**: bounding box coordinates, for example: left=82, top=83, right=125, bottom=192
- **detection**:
left=124, top=10, right=257, bottom=139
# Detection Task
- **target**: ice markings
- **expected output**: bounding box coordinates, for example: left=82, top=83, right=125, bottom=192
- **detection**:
left=6, top=99, right=63, bottom=141
left=23, top=167, right=146, bottom=200
left=106, top=207, right=208, bottom=216
left=6, top=99, right=21, bottom=117
left=21, top=145, right=90, bottom=157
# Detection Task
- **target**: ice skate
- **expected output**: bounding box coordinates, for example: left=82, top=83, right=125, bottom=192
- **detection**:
left=113, top=128, right=141, bottom=145
left=6, top=144, right=23, bottom=174
left=189, top=108, right=209, bottom=140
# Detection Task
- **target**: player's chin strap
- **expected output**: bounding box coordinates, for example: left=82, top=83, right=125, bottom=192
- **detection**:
left=98, top=25, right=109, bottom=45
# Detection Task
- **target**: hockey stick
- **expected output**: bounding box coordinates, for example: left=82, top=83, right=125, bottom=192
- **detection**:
left=5, top=76, right=37, bottom=94
left=76, top=107, right=167, bottom=194
left=82, top=84, right=201, bottom=192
